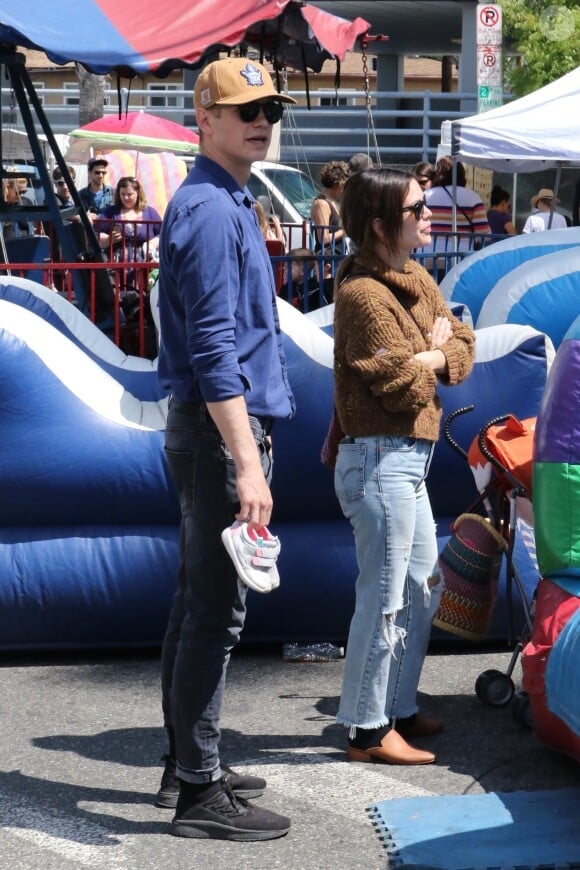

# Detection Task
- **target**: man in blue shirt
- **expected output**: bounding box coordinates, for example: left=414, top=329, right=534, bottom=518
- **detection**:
left=78, top=157, right=114, bottom=216
left=156, top=57, right=295, bottom=842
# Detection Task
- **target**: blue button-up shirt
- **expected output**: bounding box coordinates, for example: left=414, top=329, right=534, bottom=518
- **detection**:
left=78, top=183, right=114, bottom=214
left=157, top=155, right=295, bottom=420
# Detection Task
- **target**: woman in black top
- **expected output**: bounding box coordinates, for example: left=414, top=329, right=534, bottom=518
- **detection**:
left=310, top=160, right=351, bottom=254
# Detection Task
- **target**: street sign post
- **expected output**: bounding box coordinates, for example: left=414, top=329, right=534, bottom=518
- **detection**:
left=477, top=4, right=502, bottom=113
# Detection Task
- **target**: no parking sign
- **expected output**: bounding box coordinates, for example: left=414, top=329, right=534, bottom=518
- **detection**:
left=477, top=4, right=502, bottom=45
left=477, top=4, right=503, bottom=111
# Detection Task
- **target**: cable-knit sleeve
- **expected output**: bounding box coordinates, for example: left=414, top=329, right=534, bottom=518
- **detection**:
left=339, top=278, right=438, bottom=412
left=426, top=281, right=475, bottom=385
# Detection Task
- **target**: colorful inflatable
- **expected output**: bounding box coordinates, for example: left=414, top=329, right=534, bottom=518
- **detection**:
left=440, top=227, right=580, bottom=328
left=0, top=277, right=555, bottom=650
left=533, top=316, right=580, bottom=582
left=521, top=314, right=580, bottom=760
left=476, top=247, right=580, bottom=350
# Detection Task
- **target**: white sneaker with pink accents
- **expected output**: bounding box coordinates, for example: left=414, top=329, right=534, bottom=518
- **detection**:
left=221, top=521, right=281, bottom=593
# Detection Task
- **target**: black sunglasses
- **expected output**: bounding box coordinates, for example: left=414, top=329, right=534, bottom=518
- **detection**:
left=235, top=100, right=284, bottom=125
left=55, top=179, right=68, bottom=186
left=401, top=197, right=427, bottom=220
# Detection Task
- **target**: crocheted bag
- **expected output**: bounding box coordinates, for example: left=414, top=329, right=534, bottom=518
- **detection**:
left=434, top=513, right=506, bottom=641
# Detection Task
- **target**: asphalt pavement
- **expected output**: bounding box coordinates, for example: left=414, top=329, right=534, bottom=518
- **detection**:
left=0, top=644, right=578, bottom=870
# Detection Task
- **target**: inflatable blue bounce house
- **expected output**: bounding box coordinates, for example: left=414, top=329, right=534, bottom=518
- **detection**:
left=0, top=264, right=555, bottom=651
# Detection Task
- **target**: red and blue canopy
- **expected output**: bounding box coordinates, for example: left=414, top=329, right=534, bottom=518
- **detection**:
left=0, top=1, right=370, bottom=76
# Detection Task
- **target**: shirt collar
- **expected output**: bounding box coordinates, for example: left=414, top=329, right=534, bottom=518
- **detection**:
left=194, top=153, right=252, bottom=206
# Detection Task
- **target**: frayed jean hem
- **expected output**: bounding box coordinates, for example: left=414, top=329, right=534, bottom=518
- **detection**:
left=336, top=714, right=391, bottom=730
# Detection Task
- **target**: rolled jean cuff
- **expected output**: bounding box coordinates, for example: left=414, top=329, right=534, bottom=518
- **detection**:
left=176, top=761, right=222, bottom=785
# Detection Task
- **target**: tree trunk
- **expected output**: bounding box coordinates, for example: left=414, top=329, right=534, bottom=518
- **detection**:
left=441, top=56, right=454, bottom=93
left=75, top=63, right=107, bottom=126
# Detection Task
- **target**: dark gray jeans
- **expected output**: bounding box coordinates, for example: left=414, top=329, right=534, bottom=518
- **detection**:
left=161, top=399, right=273, bottom=784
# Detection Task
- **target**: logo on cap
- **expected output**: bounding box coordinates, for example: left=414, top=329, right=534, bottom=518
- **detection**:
left=240, top=62, right=264, bottom=87
left=200, top=87, right=212, bottom=107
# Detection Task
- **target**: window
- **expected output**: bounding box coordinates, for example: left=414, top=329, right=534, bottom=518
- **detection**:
left=318, top=91, right=348, bottom=107
left=147, top=84, right=183, bottom=109
left=63, top=82, right=79, bottom=106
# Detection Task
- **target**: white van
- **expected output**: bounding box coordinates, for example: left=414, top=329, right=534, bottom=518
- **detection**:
left=248, top=161, right=319, bottom=249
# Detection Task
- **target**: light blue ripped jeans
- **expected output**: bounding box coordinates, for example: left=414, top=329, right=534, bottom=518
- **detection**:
left=334, top=435, right=443, bottom=730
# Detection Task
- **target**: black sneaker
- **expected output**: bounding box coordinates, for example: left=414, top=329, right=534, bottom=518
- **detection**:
left=171, top=782, right=290, bottom=842
left=154, top=756, right=267, bottom=809
left=221, top=762, right=266, bottom=800
left=155, top=755, right=180, bottom=809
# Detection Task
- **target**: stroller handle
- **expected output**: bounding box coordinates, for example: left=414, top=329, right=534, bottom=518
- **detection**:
left=443, top=405, right=475, bottom=460
left=478, top=415, right=528, bottom=495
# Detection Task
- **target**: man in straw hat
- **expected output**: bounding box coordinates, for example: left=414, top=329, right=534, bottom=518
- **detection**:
left=522, top=187, right=568, bottom=233
left=155, top=57, right=296, bottom=841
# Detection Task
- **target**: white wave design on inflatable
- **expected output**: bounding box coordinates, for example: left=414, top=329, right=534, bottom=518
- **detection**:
left=440, top=228, right=580, bottom=324
left=1, top=276, right=157, bottom=371
left=1, top=299, right=167, bottom=430
left=276, top=296, right=333, bottom=367
left=477, top=248, right=580, bottom=348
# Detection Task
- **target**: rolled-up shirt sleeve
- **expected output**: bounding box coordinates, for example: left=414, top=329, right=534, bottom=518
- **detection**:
left=158, top=156, right=294, bottom=419
left=169, top=198, right=249, bottom=401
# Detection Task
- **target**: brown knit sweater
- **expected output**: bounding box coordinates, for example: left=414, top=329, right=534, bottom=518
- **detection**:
left=333, top=255, right=475, bottom=441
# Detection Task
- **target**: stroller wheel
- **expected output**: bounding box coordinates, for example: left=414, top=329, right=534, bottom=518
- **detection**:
left=475, top=669, right=515, bottom=707
left=512, top=690, right=533, bottom=729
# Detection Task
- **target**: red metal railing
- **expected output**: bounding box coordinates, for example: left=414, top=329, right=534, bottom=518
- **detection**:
left=0, top=258, right=158, bottom=358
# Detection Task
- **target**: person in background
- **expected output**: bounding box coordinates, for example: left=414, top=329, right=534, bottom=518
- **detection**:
left=155, top=56, right=295, bottom=842
left=254, top=197, right=286, bottom=249
left=49, top=165, right=85, bottom=292
left=332, top=167, right=475, bottom=767
left=348, top=152, right=374, bottom=174
left=1, top=177, right=34, bottom=239
left=423, top=157, right=490, bottom=260
left=413, top=161, right=434, bottom=191
left=487, top=185, right=516, bottom=238
left=279, top=247, right=331, bottom=310
left=52, top=165, right=76, bottom=209
left=78, top=157, right=114, bottom=219
left=522, top=188, right=568, bottom=233
left=310, top=160, right=351, bottom=255
left=97, top=176, right=162, bottom=261
left=15, top=174, right=34, bottom=205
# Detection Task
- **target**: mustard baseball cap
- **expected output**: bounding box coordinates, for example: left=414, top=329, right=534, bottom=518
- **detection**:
left=194, top=58, right=296, bottom=109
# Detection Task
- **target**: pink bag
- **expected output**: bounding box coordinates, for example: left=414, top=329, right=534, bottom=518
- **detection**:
left=320, top=406, right=345, bottom=470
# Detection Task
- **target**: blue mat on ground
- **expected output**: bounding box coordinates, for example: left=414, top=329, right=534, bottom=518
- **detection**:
left=368, top=787, right=580, bottom=869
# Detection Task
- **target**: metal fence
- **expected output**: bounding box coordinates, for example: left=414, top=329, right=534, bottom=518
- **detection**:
left=1, top=222, right=486, bottom=357
left=1, top=84, right=511, bottom=166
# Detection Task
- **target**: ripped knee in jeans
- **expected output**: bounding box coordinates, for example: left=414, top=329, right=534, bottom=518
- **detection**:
left=424, top=572, right=443, bottom=608
left=383, top=612, right=406, bottom=653
left=427, top=573, right=441, bottom=589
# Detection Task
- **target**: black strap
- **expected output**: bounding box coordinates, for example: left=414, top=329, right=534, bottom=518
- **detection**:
left=443, top=186, right=474, bottom=232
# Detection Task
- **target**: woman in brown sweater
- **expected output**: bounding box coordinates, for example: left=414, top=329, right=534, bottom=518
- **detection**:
left=333, top=168, right=475, bottom=765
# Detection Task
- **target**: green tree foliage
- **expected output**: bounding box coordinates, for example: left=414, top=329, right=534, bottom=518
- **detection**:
left=502, top=0, right=580, bottom=95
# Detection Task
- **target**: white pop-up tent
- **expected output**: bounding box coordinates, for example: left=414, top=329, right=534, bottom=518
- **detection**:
left=450, top=66, right=580, bottom=173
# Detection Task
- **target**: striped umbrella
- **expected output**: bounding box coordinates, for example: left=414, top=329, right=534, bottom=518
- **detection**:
left=102, top=149, right=188, bottom=217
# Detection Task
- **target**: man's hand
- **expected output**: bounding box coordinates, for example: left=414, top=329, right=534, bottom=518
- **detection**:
left=207, top=397, right=273, bottom=528
left=236, top=467, right=273, bottom=527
